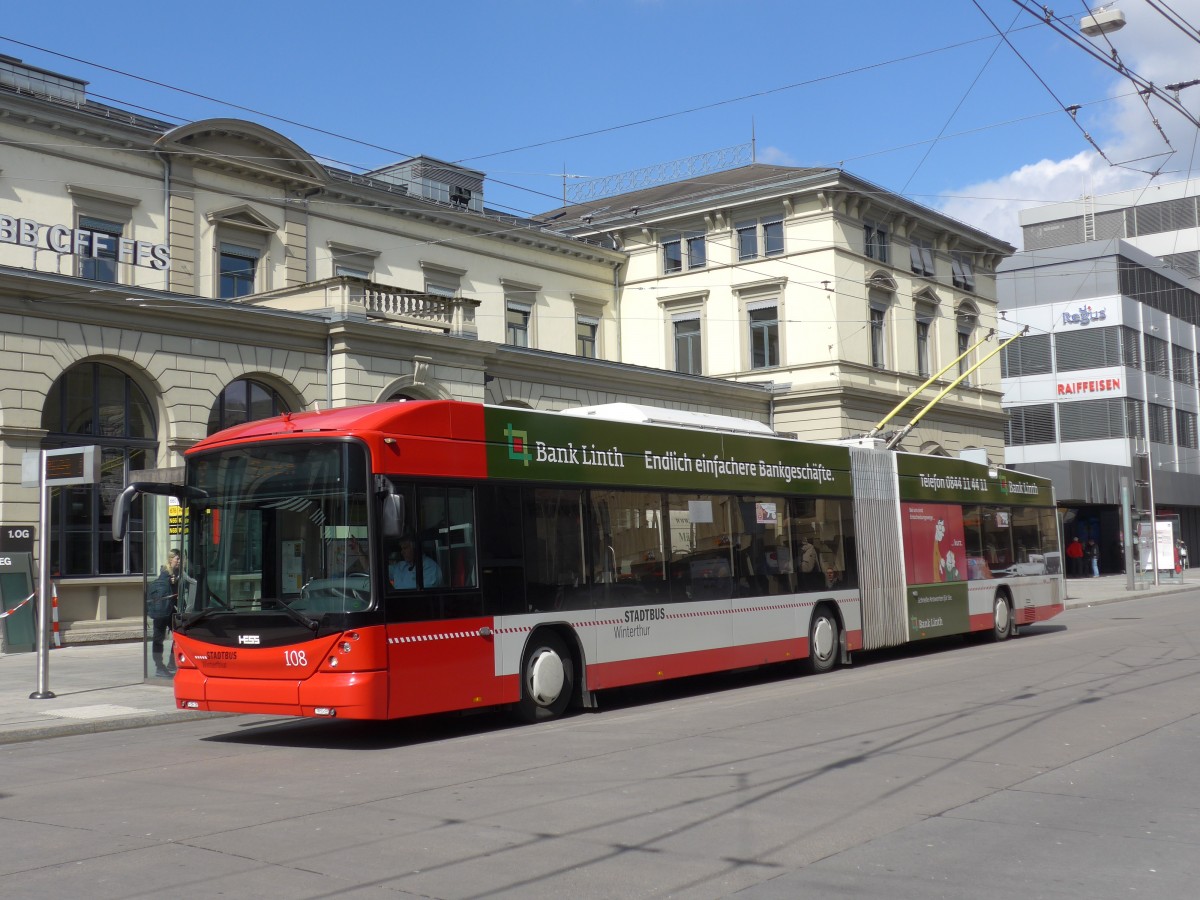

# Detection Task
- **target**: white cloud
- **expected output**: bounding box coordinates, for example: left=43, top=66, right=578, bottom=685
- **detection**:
left=757, top=144, right=799, bottom=166
left=941, top=151, right=1139, bottom=246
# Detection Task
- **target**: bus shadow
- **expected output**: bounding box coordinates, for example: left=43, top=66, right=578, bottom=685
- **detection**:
left=201, top=625, right=1069, bottom=749
left=203, top=707, right=522, bottom=750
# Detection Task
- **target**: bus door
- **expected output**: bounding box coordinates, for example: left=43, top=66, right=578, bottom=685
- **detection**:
left=382, top=482, right=500, bottom=717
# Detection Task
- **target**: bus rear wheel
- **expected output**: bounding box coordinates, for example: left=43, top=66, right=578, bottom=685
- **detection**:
left=804, top=606, right=840, bottom=674
left=516, top=631, right=575, bottom=722
left=991, top=593, right=1013, bottom=642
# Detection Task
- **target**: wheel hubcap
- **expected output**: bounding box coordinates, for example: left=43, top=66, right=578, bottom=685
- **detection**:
left=528, top=649, right=565, bottom=706
left=812, top=617, right=835, bottom=661
left=995, top=600, right=1009, bottom=633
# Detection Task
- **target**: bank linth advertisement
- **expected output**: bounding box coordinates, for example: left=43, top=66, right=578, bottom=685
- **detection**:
left=902, top=502, right=970, bottom=640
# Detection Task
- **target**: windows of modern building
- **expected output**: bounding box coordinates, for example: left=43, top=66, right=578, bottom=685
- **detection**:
left=1058, top=397, right=1137, bottom=442
left=1144, top=333, right=1171, bottom=378
left=1149, top=402, right=1174, bottom=444
left=1126, top=397, right=1147, bottom=439
left=1021, top=398, right=1144, bottom=444
left=1001, top=332, right=1052, bottom=377
left=1006, top=403, right=1055, bottom=445
left=207, top=378, right=290, bottom=435
left=1023, top=194, right=1200, bottom=250
left=1172, top=344, right=1195, bottom=385
left=1054, top=325, right=1130, bottom=371
left=1177, top=409, right=1199, bottom=449
left=41, top=362, right=157, bottom=577
left=1119, top=258, right=1200, bottom=325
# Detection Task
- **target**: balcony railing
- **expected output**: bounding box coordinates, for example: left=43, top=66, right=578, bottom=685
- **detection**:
left=233, top=276, right=480, bottom=338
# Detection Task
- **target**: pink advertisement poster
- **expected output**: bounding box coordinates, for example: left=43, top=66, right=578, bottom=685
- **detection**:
left=902, top=503, right=966, bottom=584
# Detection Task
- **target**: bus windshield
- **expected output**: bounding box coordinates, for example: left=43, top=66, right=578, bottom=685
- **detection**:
left=181, top=440, right=372, bottom=623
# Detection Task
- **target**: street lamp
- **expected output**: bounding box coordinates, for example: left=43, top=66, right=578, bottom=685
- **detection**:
left=1080, top=5, right=1126, bottom=37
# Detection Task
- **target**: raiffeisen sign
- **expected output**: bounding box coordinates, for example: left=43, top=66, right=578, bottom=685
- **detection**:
left=1060, top=304, right=1106, bottom=326
left=0, top=212, right=171, bottom=270
left=1057, top=378, right=1121, bottom=396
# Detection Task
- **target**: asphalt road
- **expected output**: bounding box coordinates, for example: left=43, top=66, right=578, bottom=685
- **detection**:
left=2, top=592, right=1199, bottom=899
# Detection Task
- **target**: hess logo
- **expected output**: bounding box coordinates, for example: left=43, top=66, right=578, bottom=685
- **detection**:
left=237, top=635, right=261, bottom=645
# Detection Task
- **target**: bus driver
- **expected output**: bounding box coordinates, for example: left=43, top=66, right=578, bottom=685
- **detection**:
left=390, top=534, right=441, bottom=589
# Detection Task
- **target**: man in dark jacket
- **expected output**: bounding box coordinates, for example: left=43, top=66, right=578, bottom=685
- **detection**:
left=1085, top=538, right=1100, bottom=578
left=147, top=549, right=180, bottom=677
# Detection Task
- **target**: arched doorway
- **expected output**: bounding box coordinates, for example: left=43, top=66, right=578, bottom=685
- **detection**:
left=41, top=361, right=157, bottom=576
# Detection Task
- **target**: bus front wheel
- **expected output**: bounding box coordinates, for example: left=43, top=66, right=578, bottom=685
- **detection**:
left=516, top=631, right=575, bottom=722
left=804, top=606, right=840, bottom=674
left=991, top=593, right=1013, bottom=642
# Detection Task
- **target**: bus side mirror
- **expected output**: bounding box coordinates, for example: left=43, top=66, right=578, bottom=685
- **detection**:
left=111, top=481, right=199, bottom=541
left=382, top=494, right=405, bottom=538
left=112, top=484, right=138, bottom=541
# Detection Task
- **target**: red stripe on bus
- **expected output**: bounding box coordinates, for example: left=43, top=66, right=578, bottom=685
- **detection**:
left=586, top=638, right=809, bottom=691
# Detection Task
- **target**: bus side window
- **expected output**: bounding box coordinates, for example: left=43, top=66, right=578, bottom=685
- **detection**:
left=477, top=485, right=526, bottom=615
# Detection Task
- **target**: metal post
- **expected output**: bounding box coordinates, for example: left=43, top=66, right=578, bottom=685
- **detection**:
left=1147, top=453, right=1159, bottom=587
left=1121, top=476, right=1135, bottom=591
left=30, top=449, right=54, bottom=700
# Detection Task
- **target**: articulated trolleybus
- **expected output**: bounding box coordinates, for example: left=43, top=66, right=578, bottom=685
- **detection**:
left=114, top=400, right=1063, bottom=723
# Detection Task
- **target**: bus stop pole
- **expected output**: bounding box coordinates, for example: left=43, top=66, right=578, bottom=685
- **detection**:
left=30, top=449, right=54, bottom=700
left=1121, top=477, right=1135, bottom=592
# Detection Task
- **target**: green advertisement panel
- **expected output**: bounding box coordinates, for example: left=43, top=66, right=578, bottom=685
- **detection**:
left=897, top=454, right=1053, bottom=507
left=483, top=407, right=853, bottom=497
left=0, top=553, right=36, bottom=653
left=906, top=582, right=970, bottom=640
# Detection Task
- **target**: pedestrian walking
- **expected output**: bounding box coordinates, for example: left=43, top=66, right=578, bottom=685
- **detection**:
left=146, top=548, right=180, bottom=677
left=1085, top=538, right=1100, bottom=578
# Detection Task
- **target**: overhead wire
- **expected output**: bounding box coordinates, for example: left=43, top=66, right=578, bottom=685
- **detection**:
left=900, top=6, right=1024, bottom=195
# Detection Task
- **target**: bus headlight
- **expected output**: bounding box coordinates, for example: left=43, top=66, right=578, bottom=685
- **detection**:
left=328, top=656, right=339, bottom=668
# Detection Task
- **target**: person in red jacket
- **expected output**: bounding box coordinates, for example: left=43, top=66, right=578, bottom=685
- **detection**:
left=1066, top=536, right=1084, bottom=578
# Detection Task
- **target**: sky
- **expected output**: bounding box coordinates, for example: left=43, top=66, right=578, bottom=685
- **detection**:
left=5, top=0, right=1200, bottom=247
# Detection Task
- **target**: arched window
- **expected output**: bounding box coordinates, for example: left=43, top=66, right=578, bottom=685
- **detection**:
left=41, top=362, right=157, bottom=577
left=208, top=378, right=289, bottom=435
